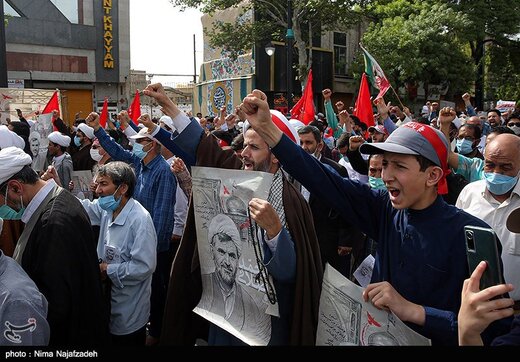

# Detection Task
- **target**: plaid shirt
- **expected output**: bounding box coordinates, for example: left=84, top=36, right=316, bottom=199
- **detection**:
left=95, top=128, right=176, bottom=252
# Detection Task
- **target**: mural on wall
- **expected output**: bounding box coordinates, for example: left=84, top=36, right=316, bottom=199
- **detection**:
left=210, top=55, right=255, bottom=81
left=207, top=81, right=233, bottom=117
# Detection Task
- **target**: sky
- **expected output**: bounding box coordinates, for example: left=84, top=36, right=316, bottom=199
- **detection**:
left=129, top=0, right=203, bottom=86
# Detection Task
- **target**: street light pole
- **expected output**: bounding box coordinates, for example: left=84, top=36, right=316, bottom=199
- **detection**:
left=286, top=0, right=294, bottom=114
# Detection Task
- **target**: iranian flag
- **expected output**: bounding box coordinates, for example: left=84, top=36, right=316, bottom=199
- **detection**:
left=360, top=44, right=391, bottom=99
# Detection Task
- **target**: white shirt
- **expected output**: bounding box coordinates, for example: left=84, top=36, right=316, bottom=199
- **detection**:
left=21, top=180, right=56, bottom=224
left=338, top=157, right=369, bottom=184
left=456, top=179, right=520, bottom=300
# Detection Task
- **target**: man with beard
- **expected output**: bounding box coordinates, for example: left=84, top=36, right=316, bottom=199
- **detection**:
left=140, top=83, right=322, bottom=346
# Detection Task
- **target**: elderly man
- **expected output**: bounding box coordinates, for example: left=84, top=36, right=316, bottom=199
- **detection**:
left=142, top=83, right=322, bottom=346
left=47, top=131, right=73, bottom=188
left=456, top=133, right=520, bottom=304
left=0, top=147, right=108, bottom=346
left=84, top=114, right=177, bottom=346
left=79, top=162, right=157, bottom=345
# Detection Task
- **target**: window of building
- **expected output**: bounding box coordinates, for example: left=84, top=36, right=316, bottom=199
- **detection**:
left=333, top=32, right=348, bottom=77
left=50, top=0, right=79, bottom=24
left=4, top=0, right=22, bottom=17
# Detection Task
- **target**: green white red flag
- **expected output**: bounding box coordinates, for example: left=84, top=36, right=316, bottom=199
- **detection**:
left=360, top=44, right=391, bottom=99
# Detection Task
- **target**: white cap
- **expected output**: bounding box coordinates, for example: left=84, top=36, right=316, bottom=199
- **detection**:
left=48, top=131, right=71, bottom=147
left=77, top=123, right=95, bottom=139
left=0, top=146, right=33, bottom=185
left=0, top=125, right=25, bottom=150
left=129, top=127, right=153, bottom=141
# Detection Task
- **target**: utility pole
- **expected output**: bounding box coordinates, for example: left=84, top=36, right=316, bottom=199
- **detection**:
left=193, top=34, right=197, bottom=85
left=0, top=1, right=8, bottom=87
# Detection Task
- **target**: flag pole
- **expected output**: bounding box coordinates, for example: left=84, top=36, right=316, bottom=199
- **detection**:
left=390, top=86, right=406, bottom=110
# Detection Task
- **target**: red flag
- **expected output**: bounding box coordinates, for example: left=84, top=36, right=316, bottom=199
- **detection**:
left=290, top=69, right=315, bottom=124
left=128, top=90, right=141, bottom=125
left=99, top=98, right=109, bottom=128
left=42, top=90, right=60, bottom=115
left=354, top=73, right=375, bottom=129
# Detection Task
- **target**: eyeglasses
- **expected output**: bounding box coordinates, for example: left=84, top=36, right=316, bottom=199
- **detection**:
left=508, top=122, right=520, bottom=127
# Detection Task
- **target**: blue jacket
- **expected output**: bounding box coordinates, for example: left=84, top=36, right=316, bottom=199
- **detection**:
left=272, top=134, right=491, bottom=345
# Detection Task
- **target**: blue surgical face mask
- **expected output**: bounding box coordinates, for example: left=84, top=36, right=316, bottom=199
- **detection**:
left=484, top=172, right=519, bottom=195
left=0, top=186, right=25, bottom=220
left=456, top=138, right=474, bottom=155
left=368, top=176, right=386, bottom=190
left=74, top=135, right=81, bottom=147
left=132, top=141, right=150, bottom=160
left=115, top=121, right=121, bottom=129
left=98, top=185, right=122, bottom=212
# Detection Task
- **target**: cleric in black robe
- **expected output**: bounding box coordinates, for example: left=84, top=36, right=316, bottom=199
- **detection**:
left=141, top=83, right=323, bottom=346
left=0, top=147, right=109, bottom=346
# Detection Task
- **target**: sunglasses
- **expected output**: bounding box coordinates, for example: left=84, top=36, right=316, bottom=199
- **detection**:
left=508, top=122, right=520, bottom=127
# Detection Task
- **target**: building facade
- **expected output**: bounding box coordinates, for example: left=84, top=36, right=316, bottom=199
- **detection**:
left=193, top=2, right=364, bottom=117
left=4, top=0, right=130, bottom=124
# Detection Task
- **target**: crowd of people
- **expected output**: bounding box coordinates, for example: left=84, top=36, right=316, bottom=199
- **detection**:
left=0, top=82, right=519, bottom=347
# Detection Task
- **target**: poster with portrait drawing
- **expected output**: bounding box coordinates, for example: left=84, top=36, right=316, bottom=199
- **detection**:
left=191, top=166, right=277, bottom=346
left=316, top=264, right=431, bottom=346
left=29, top=113, right=53, bottom=173
left=71, top=170, right=94, bottom=200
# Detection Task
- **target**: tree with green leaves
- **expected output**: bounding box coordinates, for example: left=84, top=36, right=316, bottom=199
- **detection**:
left=358, top=0, right=474, bottom=103
left=442, top=0, right=520, bottom=106
left=170, top=0, right=363, bottom=85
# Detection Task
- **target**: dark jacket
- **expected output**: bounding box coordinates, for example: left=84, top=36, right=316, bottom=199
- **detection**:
left=21, top=189, right=109, bottom=346
left=160, top=129, right=323, bottom=345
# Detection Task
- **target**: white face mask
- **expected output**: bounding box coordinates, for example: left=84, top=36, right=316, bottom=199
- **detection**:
left=509, top=125, right=520, bottom=136
left=89, top=147, right=103, bottom=162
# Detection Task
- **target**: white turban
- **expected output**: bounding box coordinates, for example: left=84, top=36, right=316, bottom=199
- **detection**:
left=0, top=147, right=33, bottom=185
left=289, top=119, right=306, bottom=132
left=0, top=125, right=25, bottom=150
left=207, top=214, right=241, bottom=256
left=159, top=115, right=175, bottom=131
left=48, top=131, right=71, bottom=147
left=243, top=109, right=300, bottom=144
left=77, top=123, right=95, bottom=139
